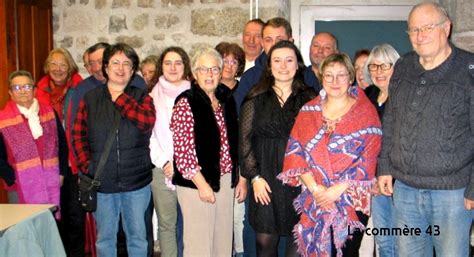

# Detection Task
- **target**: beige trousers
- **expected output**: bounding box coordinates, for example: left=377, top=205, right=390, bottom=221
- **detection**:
left=176, top=173, right=233, bottom=257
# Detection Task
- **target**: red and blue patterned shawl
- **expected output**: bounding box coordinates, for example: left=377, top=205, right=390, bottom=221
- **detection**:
left=0, top=100, right=60, bottom=208
left=278, top=87, right=382, bottom=257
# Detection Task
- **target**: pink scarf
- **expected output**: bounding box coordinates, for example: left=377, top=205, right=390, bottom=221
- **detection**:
left=150, top=76, right=190, bottom=188
left=0, top=101, right=60, bottom=209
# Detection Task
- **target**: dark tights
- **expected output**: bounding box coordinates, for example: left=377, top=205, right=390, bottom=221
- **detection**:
left=256, top=233, right=299, bottom=257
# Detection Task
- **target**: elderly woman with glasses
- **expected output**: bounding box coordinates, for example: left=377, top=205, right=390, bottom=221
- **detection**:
left=0, top=70, right=68, bottom=213
left=72, top=43, right=156, bottom=257
left=170, top=47, right=239, bottom=257
left=278, top=53, right=382, bottom=257
left=36, top=48, right=83, bottom=122
left=215, top=42, right=245, bottom=92
left=363, top=44, right=400, bottom=257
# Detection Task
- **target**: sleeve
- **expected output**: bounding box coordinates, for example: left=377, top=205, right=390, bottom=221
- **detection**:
left=170, top=98, right=201, bottom=180
left=233, top=68, right=255, bottom=114
left=72, top=100, right=90, bottom=173
left=345, top=129, right=382, bottom=213
left=345, top=111, right=382, bottom=214
left=465, top=80, right=474, bottom=200
left=376, top=80, right=397, bottom=176
left=0, top=134, right=15, bottom=186
left=35, top=84, right=50, bottom=106
left=277, top=110, right=315, bottom=187
left=149, top=87, right=171, bottom=169
left=114, top=93, right=156, bottom=133
left=238, top=98, right=260, bottom=180
left=55, top=112, right=69, bottom=177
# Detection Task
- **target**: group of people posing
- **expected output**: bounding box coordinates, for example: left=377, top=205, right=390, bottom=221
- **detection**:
left=0, top=2, right=472, bottom=257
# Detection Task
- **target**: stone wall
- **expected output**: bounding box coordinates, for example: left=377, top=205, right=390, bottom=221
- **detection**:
left=53, top=0, right=283, bottom=76
left=53, top=0, right=473, bottom=77
left=441, top=0, right=474, bottom=52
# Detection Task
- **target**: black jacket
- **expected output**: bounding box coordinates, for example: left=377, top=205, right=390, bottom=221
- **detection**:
left=83, top=85, right=153, bottom=193
left=173, top=82, right=239, bottom=192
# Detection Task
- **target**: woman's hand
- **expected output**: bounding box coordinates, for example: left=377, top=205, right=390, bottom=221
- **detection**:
left=197, top=182, right=216, bottom=204
left=313, top=182, right=348, bottom=208
left=234, top=176, right=248, bottom=203
left=162, top=161, right=174, bottom=178
left=252, top=178, right=272, bottom=205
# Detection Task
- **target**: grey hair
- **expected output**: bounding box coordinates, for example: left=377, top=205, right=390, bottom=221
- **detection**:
left=8, top=70, right=35, bottom=85
left=191, top=47, right=223, bottom=73
left=409, top=2, right=450, bottom=23
left=363, top=44, right=400, bottom=85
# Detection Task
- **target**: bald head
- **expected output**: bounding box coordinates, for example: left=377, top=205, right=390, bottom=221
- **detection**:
left=309, top=32, right=338, bottom=67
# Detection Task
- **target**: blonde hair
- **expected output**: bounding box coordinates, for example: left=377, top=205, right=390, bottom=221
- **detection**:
left=319, top=53, right=355, bottom=84
left=43, top=48, right=79, bottom=80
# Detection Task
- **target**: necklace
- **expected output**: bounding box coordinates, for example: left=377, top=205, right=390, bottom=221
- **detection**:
left=322, top=97, right=353, bottom=136
left=322, top=116, right=341, bottom=136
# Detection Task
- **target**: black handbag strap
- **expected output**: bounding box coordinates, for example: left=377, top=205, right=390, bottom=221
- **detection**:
left=93, top=112, right=121, bottom=181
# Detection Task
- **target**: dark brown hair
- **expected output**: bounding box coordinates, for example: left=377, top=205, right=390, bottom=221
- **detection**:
left=215, top=42, right=245, bottom=77
left=246, top=40, right=306, bottom=100
left=155, top=46, right=192, bottom=82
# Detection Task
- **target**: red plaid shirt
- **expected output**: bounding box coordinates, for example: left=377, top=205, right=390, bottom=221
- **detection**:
left=72, top=92, right=155, bottom=173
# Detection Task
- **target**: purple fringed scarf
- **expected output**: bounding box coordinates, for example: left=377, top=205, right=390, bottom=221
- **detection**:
left=0, top=101, right=60, bottom=212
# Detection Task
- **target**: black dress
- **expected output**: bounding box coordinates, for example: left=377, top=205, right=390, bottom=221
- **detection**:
left=239, top=87, right=315, bottom=235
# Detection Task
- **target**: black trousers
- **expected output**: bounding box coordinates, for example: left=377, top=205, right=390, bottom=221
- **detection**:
left=59, top=172, right=86, bottom=257
left=331, top=211, right=369, bottom=257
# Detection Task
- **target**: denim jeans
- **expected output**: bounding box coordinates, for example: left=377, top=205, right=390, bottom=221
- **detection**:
left=94, top=185, right=151, bottom=257
left=372, top=195, right=396, bottom=257
left=393, top=181, right=473, bottom=257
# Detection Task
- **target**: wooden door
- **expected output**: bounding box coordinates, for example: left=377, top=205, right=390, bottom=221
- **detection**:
left=0, top=0, right=53, bottom=203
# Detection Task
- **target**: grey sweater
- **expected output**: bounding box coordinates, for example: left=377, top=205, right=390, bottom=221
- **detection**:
left=377, top=46, right=474, bottom=200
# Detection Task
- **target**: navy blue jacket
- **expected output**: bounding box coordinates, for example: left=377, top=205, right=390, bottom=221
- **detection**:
left=304, top=65, right=321, bottom=93
left=234, top=53, right=267, bottom=115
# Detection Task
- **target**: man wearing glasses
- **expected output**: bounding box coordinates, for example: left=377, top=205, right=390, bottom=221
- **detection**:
left=377, top=2, right=474, bottom=256
left=0, top=70, right=68, bottom=211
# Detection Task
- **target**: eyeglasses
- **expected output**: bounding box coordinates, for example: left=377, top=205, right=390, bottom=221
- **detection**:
left=223, top=59, right=238, bottom=66
left=49, top=62, right=68, bottom=71
left=406, top=20, right=446, bottom=35
left=195, top=66, right=221, bottom=75
left=322, top=73, right=349, bottom=83
left=110, top=59, right=133, bottom=71
left=368, top=63, right=393, bottom=72
left=88, top=59, right=102, bottom=67
left=10, top=84, right=34, bottom=92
